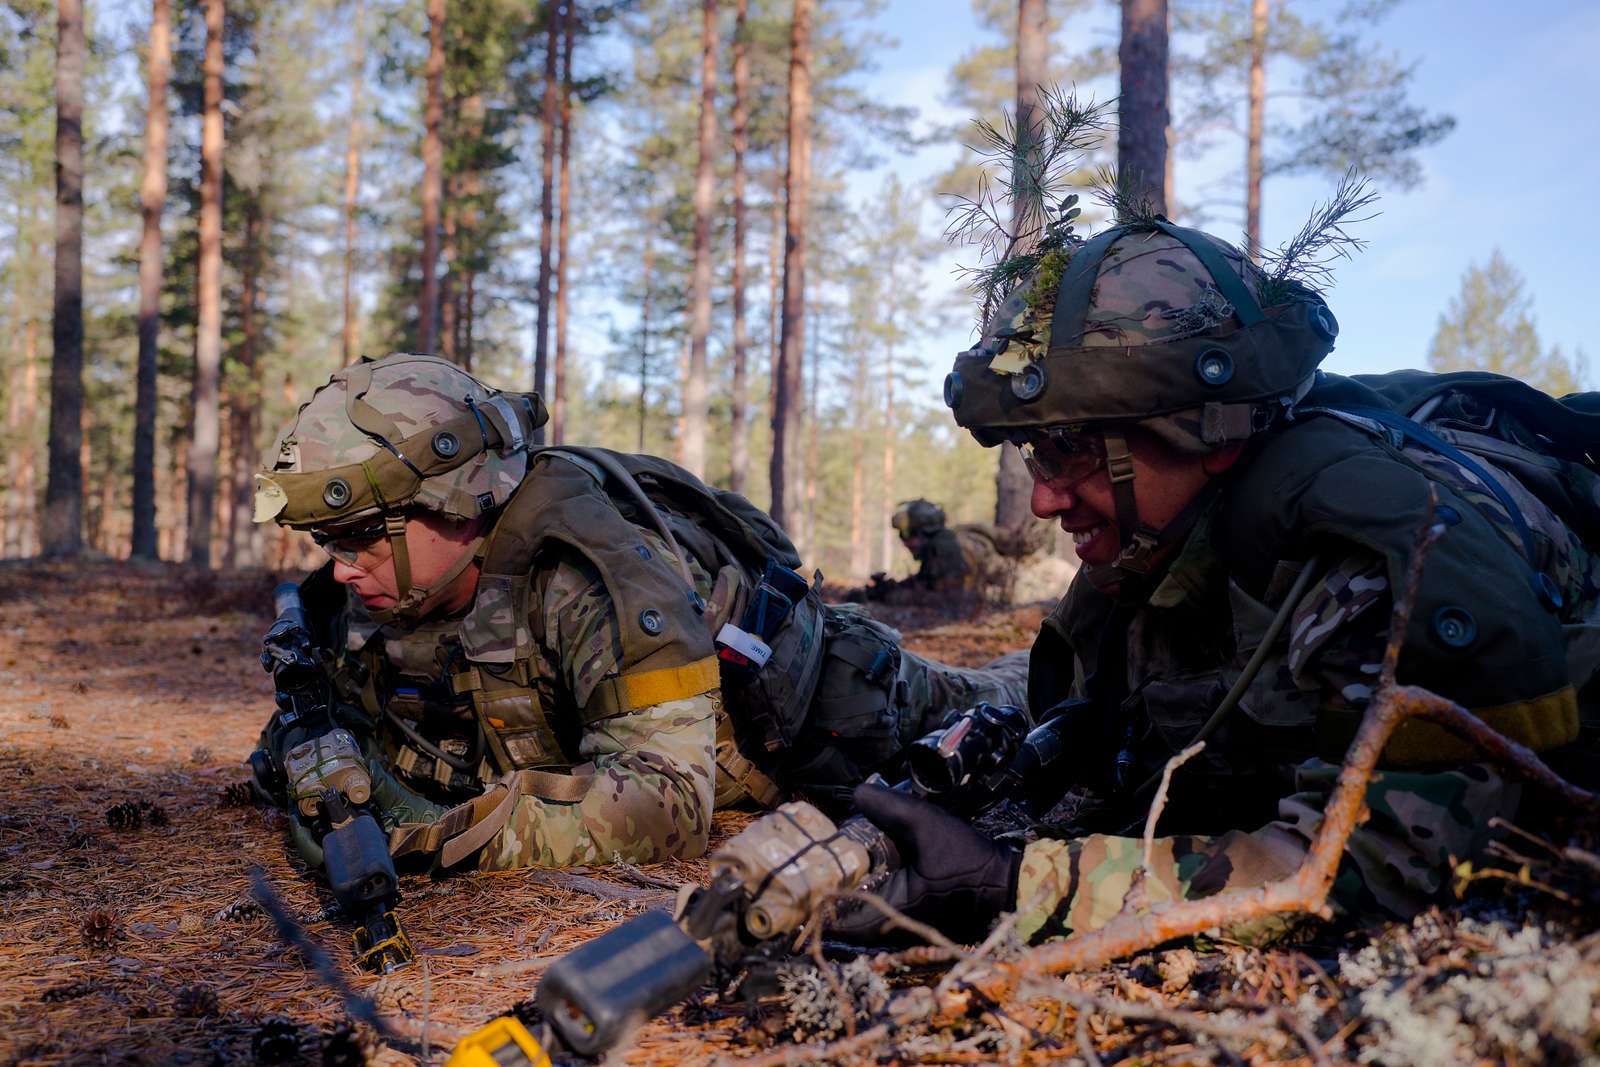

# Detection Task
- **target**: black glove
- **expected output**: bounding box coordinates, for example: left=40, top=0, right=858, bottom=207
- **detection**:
left=828, top=783, right=1021, bottom=945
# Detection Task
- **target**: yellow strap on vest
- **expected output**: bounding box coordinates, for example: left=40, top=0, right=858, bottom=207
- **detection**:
left=1378, top=686, right=1580, bottom=766
left=585, top=655, right=722, bottom=722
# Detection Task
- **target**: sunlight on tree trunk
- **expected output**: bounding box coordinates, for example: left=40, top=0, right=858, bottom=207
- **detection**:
left=533, top=1, right=559, bottom=444
left=132, top=0, right=171, bottom=560
left=225, top=203, right=263, bottom=569
left=771, top=0, right=812, bottom=533
left=44, top=0, right=85, bottom=557
left=1117, top=0, right=1168, bottom=215
left=728, top=0, right=751, bottom=494
left=554, top=0, right=576, bottom=445
left=186, top=0, right=225, bottom=568
left=1245, top=0, right=1267, bottom=257
left=639, top=229, right=655, bottom=452
left=682, top=0, right=719, bottom=477
left=341, top=0, right=364, bottom=366
left=419, top=0, right=444, bottom=355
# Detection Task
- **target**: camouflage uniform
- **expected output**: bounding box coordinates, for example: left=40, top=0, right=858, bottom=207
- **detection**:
left=942, top=222, right=1600, bottom=941
left=257, top=355, right=1029, bottom=876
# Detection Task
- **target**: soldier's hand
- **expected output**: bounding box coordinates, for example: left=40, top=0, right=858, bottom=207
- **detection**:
left=827, top=783, right=1020, bottom=945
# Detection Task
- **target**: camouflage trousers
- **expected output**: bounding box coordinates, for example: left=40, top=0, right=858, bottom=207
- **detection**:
left=1014, top=759, right=1520, bottom=945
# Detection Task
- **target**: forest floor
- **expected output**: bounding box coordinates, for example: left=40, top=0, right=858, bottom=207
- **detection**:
left=1, top=560, right=1597, bottom=1066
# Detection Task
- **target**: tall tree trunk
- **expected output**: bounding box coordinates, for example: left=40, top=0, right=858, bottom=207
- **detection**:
left=418, top=0, right=444, bottom=354
left=1245, top=0, right=1268, bottom=257
left=462, top=269, right=476, bottom=372
left=533, top=0, right=558, bottom=443
left=341, top=0, right=364, bottom=365
left=848, top=329, right=867, bottom=576
left=226, top=201, right=263, bottom=568
left=7, top=314, right=40, bottom=557
left=682, top=0, right=718, bottom=477
left=769, top=0, right=812, bottom=533
left=43, top=0, right=85, bottom=556
left=638, top=230, right=654, bottom=452
left=995, top=0, right=1048, bottom=531
left=881, top=337, right=895, bottom=574
left=728, top=0, right=750, bottom=493
left=801, top=318, right=818, bottom=559
left=553, top=0, right=575, bottom=445
left=132, top=0, right=171, bottom=560
left=186, top=0, right=224, bottom=568
left=767, top=188, right=781, bottom=423
left=440, top=171, right=458, bottom=361
left=1117, top=0, right=1169, bottom=215
left=458, top=91, right=484, bottom=373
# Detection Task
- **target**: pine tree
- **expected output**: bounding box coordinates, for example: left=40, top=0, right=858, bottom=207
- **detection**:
left=1428, top=250, right=1586, bottom=398
left=770, top=0, right=811, bottom=533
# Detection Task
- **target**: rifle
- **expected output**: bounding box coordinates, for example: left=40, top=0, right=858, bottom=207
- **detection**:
left=251, top=582, right=414, bottom=975
left=453, top=698, right=1089, bottom=1059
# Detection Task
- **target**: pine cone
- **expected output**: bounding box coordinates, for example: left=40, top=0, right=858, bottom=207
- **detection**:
left=41, top=979, right=97, bottom=1003
left=221, top=781, right=257, bottom=807
left=251, top=1018, right=303, bottom=1064
left=139, top=800, right=169, bottom=828
left=319, top=1022, right=368, bottom=1067
left=218, top=897, right=263, bottom=923
left=174, top=983, right=220, bottom=1018
left=81, top=909, right=119, bottom=948
left=105, top=801, right=142, bottom=831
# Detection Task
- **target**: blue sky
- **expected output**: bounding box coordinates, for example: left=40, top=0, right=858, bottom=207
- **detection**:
left=847, top=0, right=1600, bottom=387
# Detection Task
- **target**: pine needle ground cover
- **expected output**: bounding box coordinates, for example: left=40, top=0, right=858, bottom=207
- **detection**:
left=2, top=561, right=1596, bottom=1065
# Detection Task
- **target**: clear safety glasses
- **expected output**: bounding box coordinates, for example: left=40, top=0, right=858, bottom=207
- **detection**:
left=1018, top=430, right=1107, bottom=488
left=309, top=515, right=393, bottom=567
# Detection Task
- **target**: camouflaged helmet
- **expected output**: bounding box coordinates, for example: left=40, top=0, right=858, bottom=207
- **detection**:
left=944, top=218, right=1339, bottom=589
left=254, top=353, right=546, bottom=530
left=892, top=499, right=946, bottom=538
left=944, top=218, right=1338, bottom=454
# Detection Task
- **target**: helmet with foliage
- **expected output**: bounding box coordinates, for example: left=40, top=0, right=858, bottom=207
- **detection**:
left=940, top=88, right=1369, bottom=590
left=945, top=221, right=1339, bottom=455
left=254, top=352, right=546, bottom=621
left=892, top=499, right=947, bottom=539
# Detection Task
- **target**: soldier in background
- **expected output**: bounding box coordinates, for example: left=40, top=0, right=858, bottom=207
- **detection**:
left=855, top=499, right=1059, bottom=603
left=834, top=212, right=1600, bottom=946
left=250, top=353, right=1028, bottom=879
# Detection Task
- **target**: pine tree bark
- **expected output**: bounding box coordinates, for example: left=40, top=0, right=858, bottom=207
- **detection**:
left=532, top=1, right=558, bottom=444
left=1245, top=0, right=1268, bottom=258
left=6, top=312, right=40, bottom=557
left=681, top=0, right=718, bottom=477
left=43, top=0, right=85, bottom=556
left=995, top=0, right=1048, bottom=531
left=1117, top=0, right=1169, bottom=216
left=458, top=91, right=484, bottom=373
left=767, top=188, right=781, bottom=424
left=801, top=321, right=818, bottom=559
left=728, top=0, right=750, bottom=493
left=553, top=0, right=575, bottom=445
left=880, top=335, right=895, bottom=574
left=418, top=0, right=444, bottom=354
left=848, top=328, right=867, bottom=576
left=132, top=0, right=171, bottom=560
left=186, top=0, right=225, bottom=568
left=638, top=229, right=655, bottom=452
left=341, top=0, right=364, bottom=365
left=770, top=0, right=812, bottom=533
left=440, top=171, right=458, bottom=362
left=225, top=201, right=263, bottom=568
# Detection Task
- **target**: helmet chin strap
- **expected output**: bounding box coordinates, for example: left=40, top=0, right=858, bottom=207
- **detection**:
left=367, top=513, right=486, bottom=626
left=1081, top=426, right=1213, bottom=599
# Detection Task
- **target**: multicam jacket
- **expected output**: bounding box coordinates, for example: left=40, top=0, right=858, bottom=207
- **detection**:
left=1013, top=372, right=1600, bottom=941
